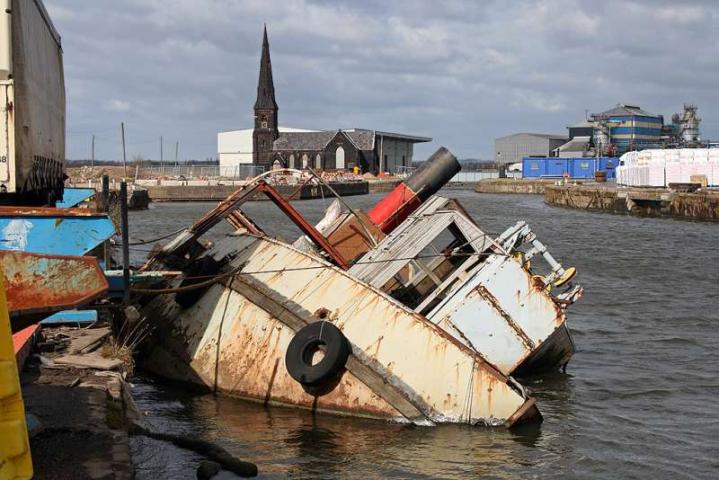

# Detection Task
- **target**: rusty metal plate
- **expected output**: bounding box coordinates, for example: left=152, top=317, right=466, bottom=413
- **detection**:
left=0, top=206, right=106, bottom=217
left=0, top=250, right=108, bottom=317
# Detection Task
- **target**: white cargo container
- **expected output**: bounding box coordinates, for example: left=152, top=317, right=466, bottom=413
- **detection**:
left=0, top=0, right=65, bottom=204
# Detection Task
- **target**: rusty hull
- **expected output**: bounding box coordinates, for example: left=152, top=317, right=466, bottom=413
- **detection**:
left=1, top=250, right=108, bottom=330
left=141, top=234, right=540, bottom=427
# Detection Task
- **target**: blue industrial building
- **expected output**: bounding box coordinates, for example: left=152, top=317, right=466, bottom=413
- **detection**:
left=514, top=104, right=674, bottom=181
left=591, top=104, right=663, bottom=154
left=522, top=157, right=618, bottom=180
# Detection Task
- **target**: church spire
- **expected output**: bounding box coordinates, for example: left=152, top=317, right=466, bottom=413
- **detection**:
left=254, top=25, right=278, bottom=110
left=252, top=25, right=279, bottom=166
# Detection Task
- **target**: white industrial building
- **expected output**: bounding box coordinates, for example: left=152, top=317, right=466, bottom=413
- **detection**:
left=218, top=127, right=317, bottom=171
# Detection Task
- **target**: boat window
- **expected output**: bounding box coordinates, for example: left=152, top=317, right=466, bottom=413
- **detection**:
left=381, top=222, right=478, bottom=310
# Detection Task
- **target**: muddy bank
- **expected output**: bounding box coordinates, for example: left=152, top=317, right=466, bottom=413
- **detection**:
left=21, top=325, right=137, bottom=479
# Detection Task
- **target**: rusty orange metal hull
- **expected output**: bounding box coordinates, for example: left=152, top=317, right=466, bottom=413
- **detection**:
left=1, top=250, right=108, bottom=330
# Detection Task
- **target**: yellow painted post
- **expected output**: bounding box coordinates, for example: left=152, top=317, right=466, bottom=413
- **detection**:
left=0, top=269, right=32, bottom=480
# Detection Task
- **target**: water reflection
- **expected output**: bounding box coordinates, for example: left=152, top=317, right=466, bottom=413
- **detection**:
left=132, top=374, right=568, bottom=479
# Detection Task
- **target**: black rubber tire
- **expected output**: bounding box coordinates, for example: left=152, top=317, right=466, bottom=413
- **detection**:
left=285, top=322, right=351, bottom=387
left=175, top=256, right=221, bottom=308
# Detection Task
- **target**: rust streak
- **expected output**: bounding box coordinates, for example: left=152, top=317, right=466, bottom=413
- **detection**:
left=475, top=285, right=536, bottom=349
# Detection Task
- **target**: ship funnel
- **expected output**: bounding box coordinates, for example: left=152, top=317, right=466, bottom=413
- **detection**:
left=368, top=147, right=460, bottom=233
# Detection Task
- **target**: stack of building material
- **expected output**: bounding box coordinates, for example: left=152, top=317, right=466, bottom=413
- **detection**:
left=617, top=149, right=719, bottom=187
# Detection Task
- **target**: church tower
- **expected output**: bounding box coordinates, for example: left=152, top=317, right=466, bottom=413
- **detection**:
left=252, top=26, right=279, bottom=166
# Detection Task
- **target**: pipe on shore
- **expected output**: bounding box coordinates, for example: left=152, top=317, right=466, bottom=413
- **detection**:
left=129, top=422, right=258, bottom=477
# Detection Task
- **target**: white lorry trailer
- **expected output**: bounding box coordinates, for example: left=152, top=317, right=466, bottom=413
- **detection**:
left=0, top=0, right=65, bottom=205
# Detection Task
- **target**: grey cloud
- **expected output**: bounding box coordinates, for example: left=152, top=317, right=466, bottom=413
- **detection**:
left=45, top=0, right=719, bottom=161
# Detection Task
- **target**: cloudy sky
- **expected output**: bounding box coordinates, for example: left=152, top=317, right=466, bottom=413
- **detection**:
left=45, top=0, right=719, bottom=162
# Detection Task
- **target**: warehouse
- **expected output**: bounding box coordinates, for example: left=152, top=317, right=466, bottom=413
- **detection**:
left=494, top=133, right=567, bottom=165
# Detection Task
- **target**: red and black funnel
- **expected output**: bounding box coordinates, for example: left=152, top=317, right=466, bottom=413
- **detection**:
left=368, top=147, right=460, bottom=233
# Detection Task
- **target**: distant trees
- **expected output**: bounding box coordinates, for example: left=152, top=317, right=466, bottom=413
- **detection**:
left=132, top=154, right=147, bottom=165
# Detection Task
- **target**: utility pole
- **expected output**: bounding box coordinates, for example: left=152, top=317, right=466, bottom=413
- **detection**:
left=121, top=122, right=127, bottom=179
left=160, top=135, right=164, bottom=174
left=120, top=180, right=130, bottom=304
left=91, top=134, right=95, bottom=168
left=175, top=140, right=179, bottom=165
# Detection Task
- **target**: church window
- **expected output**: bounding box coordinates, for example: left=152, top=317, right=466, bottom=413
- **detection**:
left=335, top=146, right=345, bottom=169
left=289, top=154, right=295, bottom=169
left=315, top=154, right=321, bottom=169
left=301, top=154, right=309, bottom=169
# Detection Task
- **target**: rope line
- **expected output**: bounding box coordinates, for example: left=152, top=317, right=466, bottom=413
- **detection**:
left=127, top=249, right=503, bottom=295
left=130, top=265, right=244, bottom=294
left=114, top=227, right=187, bottom=246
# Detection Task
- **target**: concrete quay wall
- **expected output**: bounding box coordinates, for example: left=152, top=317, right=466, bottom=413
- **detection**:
left=367, top=179, right=482, bottom=193
left=545, top=184, right=719, bottom=221
left=367, top=179, right=401, bottom=193
left=474, top=179, right=558, bottom=195
left=146, top=181, right=369, bottom=202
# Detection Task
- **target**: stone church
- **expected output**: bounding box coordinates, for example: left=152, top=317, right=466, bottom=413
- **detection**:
left=218, top=27, right=430, bottom=175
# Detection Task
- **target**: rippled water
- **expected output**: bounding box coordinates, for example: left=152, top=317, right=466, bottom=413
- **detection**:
left=128, top=191, right=719, bottom=479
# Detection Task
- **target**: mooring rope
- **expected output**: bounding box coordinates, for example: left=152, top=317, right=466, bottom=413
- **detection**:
left=130, top=265, right=244, bottom=294
left=113, top=226, right=187, bottom=246
left=127, top=249, right=506, bottom=295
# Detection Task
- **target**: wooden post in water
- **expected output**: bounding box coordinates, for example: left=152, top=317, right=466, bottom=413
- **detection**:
left=101, top=175, right=110, bottom=212
left=102, top=174, right=110, bottom=268
left=120, top=181, right=130, bottom=304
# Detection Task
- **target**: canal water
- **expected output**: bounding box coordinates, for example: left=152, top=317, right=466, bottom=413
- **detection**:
left=127, top=191, right=719, bottom=479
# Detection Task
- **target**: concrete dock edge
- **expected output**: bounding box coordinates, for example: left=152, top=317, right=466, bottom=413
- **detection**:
left=544, top=184, right=719, bottom=221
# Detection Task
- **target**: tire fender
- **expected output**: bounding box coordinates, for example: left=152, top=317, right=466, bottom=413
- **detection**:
left=285, top=321, right=351, bottom=387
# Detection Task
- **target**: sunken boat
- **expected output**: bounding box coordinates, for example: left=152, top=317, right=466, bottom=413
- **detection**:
left=137, top=147, right=582, bottom=427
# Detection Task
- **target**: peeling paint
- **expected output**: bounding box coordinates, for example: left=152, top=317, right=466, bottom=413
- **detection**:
left=142, top=234, right=539, bottom=427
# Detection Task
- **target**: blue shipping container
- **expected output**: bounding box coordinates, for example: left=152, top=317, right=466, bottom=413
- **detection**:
left=545, top=159, right=569, bottom=177
left=569, top=158, right=594, bottom=178
left=522, top=158, right=546, bottom=177
left=522, top=157, right=617, bottom=179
